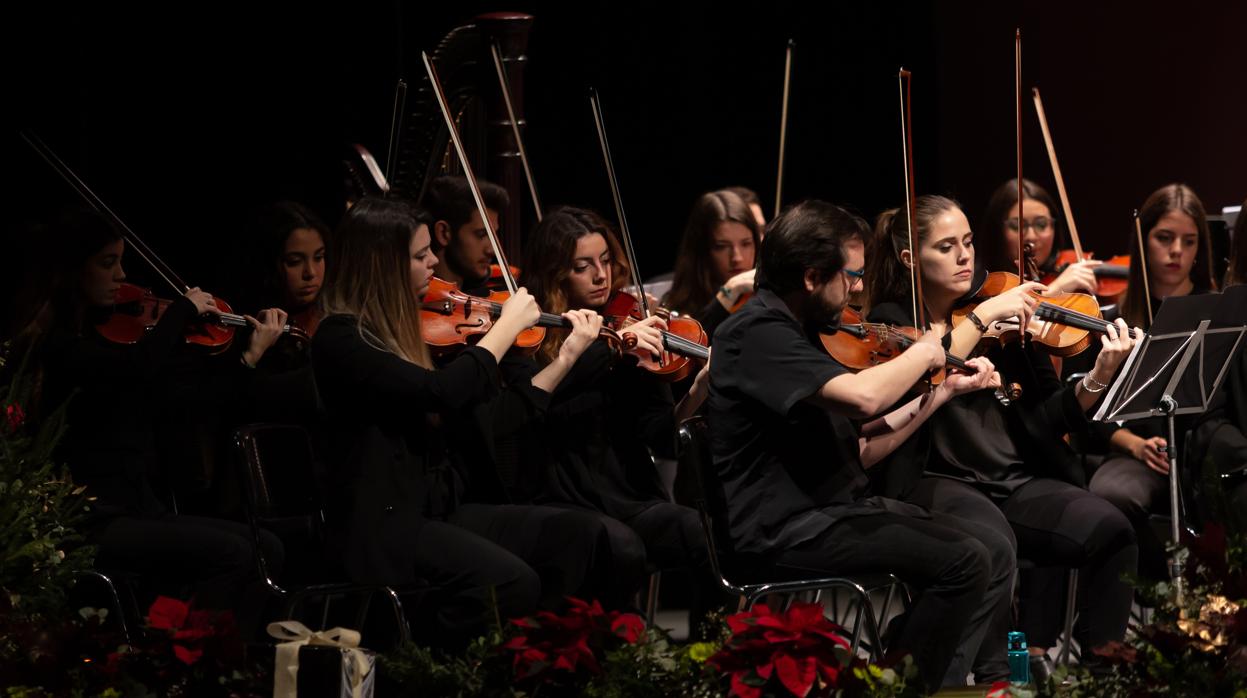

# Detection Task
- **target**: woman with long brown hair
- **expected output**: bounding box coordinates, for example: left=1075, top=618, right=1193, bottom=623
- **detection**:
left=1070, top=183, right=1217, bottom=582
left=663, top=189, right=761, bottom=338
left=312, top=197, right=617, bottom=647
left=512, top=205, right=713, bottom=608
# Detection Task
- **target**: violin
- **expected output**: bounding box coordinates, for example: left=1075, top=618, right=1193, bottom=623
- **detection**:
left=820, top=306, right=976, bottom=385
left=601, top=291, right=709, bottom=382
left=1040, top=250, right=1131, bottom=302
left=421, top=277, right=623, bottom=359
left=952, top=271, right=1136, bottom=357
left=96, top=283, right=305, bottom=354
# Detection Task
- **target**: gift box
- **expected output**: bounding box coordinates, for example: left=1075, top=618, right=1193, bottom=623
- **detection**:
left=268, top=622, right=376, bottom=698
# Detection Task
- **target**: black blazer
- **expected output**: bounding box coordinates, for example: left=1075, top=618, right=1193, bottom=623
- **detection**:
left=865, top=301, right=1095, bottom=497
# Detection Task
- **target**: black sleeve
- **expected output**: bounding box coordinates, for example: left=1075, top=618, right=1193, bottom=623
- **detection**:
left=697, top=297, right=731, bottom=340
left=480, top=352, right=552, bottom=440
left=735, top=312, right=847, bottom=416
left=312, top=317, right=500, bottom=415
left=608, top=365, right=678, bottom=459
left=44, top=296, right=199, bottom=385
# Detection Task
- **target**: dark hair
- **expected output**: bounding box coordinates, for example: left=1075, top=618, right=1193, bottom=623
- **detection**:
left=725, top=185, right=762, bottom=212
left=978, top=178, right=1065, bottom=273
left=521, top=206, right=630, bottom=364
left=1224, top=198, right=1247, bottom=287
left=321, top=197, right=435, bottom=366
left=664, top=189, right=761, bottom=315
left=864, top=195, right=961, bottom=310
left=14, top=208, right=126, bottom=337
left=1119, top=183, right=1217, bottom=329
left=421, top=175, right=509, bottom=252
left=756, top=200, right=865, bottom=296
left=234, top=201, right=332, bottom=312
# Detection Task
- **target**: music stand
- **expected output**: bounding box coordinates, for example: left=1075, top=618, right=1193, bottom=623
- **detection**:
left=1094, top=285, right=1247, bottom=593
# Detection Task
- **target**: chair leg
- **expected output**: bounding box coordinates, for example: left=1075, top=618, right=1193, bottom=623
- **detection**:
left=384, top=588, right=412, bottom=646
left=644, top=572, right=661, bottom=626
left=1057, top=569, right=1079, bottom=666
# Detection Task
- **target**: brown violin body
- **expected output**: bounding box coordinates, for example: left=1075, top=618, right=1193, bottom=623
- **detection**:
left=98, top=282, right=237, bottom=353
left=954, top=271, right=1101, bottom=357
left=421, top=277, right=548, bottom=357
left=1042, top=250, right=1131, bottom=303
left=820, top=306, right=985, bottom=385
left=602, top=291, right=709, bottom=382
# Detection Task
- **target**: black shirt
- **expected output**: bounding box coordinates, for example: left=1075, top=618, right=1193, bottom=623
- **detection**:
left=708, top=289, right=903, bottom=554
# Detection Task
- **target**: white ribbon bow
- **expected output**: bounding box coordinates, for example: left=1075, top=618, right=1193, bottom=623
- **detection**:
left=267, top=621, right=373, bottom=698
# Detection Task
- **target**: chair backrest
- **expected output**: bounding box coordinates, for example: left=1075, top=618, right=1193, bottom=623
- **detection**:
left=678, top=418, right=736, bottom=557
left=233, top=423, right=323, bottom=521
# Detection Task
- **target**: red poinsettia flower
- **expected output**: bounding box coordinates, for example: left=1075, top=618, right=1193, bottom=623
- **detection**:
left=503, top=597, right=646, bottom=684
left=708, top=602, right=851, bottom=698
left=4, top=403, right=25, bottom=433
left=172, top=643, right=204, bottom=665
left=147, top=596, right=190, bottom=631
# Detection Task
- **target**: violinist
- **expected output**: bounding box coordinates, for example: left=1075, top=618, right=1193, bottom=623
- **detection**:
left=311, top=197, right=615, bottom=647
left=724, top=185, right=767, bottom=232
left=978, top=178, right=1100, bottom=296
left=505, top=206, right=712, bottom=609
left=423, top=174, right=509, bottom=294
left=708, top=200, right=1005, bottom=690
left=31, top=208, right=286, bottom=634
left=1065, top=183, right=1218, bottom=581
left=1188, top=198, right=1247, bottom=535
left=664, top=189, right=761, bottom=338
left=865, top=194, right=1141, bottom=675
left=225, top=201, right=329, bottom=427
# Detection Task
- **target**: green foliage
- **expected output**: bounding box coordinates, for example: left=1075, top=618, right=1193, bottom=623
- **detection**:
left=0, top=346, right=94, bottom=617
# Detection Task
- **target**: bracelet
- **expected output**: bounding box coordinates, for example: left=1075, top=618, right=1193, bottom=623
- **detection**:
left=240, top=355, right=257, bottom=369
left=718, top=285, right=733, bottom=300
left=966, top=311, right=988, bottom=333
left=1081, top=374, right=1107, bottom=393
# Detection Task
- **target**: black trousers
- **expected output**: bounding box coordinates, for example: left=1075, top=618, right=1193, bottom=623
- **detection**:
left=906, top=479, right=1018, bottom=684
left=773, top=511, right=993, bottom=691
left=396, top=503, right=612, bottom=648
left=93, top=513, right=283, bottom=636
left=1089, top=455, right=1169, bottom=580
left=545, top=501, right=712, bottom=611
left=914, top=477, right=1139, bottom=653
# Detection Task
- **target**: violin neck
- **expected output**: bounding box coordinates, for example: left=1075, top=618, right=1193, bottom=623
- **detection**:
left=661, top=331, right=710, bottom=361
left=1093, top=265, right=1130, bottom=279
left=214, top=312, right=294, bottom=335
left=537, top=312, right=572, bottom=329
left=1035, top=302, right=1139, bottom=338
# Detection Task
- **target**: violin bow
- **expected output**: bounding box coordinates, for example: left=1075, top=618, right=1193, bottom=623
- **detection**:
left=774, top=39, right=795, bottom=218
left=423, top=51, right=519, bottom=294
left=897, top=69, right=924, bottom=331
left=1015, top=29, right=1025, bottom=282
left=588, top=87, right=651, bottom=319
left=21, top=130, right=189, bottom=297
left=1134, top=209, right=1155, bottom=325
left=385, top=78, right=408, bottom=186
left=1032, top=87, right=1085, bottom=261
left=491, top=40, right=543, bottom=222
left=21, top=130, right=285, bottom=331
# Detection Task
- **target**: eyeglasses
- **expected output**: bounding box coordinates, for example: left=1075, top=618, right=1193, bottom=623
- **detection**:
left=842, top=267, right=865, bottom=280
left=1005, top=217, right=1052, bottom=233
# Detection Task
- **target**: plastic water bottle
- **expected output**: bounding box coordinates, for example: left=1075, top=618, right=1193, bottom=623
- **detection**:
left=1007, top=631, right=1030, bottom=684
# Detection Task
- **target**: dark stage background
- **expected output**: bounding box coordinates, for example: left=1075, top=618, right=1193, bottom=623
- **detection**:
left=8, top=1, right=1245, bottom=302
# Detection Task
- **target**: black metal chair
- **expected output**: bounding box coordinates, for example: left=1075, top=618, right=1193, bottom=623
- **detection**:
left=677, top=417, right=905, bottom=660
left=232, top=423, right=414, bottom=644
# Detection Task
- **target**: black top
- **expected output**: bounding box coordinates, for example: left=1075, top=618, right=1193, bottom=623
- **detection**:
left=867, top=301, right=1093, bottom=497
left=501, top=340, right=676, bottom=521
left=39, top=297, right=220, bottom=518
left=312, top=314, right=508, bottom=584
left=708, top=289, right=914, bottom=555
left=695, top=297, right=732, bottom=341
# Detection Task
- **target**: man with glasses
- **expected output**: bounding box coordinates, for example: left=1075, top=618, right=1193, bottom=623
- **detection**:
left=707, top=200, right=1009, bottom=691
